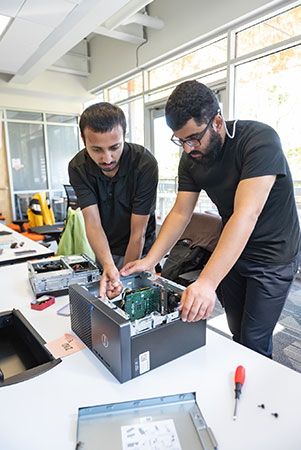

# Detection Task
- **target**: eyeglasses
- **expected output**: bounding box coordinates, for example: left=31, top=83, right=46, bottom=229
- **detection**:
left=171, top=112, right=218, bottom=148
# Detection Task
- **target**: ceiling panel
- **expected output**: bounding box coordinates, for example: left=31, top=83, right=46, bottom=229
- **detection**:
left=1, top=17, right=52, bottom=47
left=10, top=0, right=133, bottom=83
left=17, top=0, right=76, bottom=28
left=0, top=0, right=157, bottom=85
left=0, top=0, right=24, bottom=18
left=0, top=42, right=38, bottom=73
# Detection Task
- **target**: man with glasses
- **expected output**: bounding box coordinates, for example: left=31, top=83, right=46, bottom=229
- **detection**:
left=121, top=80, right=300, bottom=358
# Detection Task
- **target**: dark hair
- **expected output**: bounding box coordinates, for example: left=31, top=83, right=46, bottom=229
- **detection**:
left=79, top=102, right=126, bottom=142
left=165, top=80, right=220, bottom=131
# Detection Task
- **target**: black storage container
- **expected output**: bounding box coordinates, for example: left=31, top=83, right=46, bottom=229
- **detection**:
left=0, top=309, right=61, bottom=387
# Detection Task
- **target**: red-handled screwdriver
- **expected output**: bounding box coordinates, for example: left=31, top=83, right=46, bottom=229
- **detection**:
left=233, top=365, right=246, bottom=420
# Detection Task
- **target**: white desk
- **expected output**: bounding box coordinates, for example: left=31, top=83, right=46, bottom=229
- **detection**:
left=0, top=262, right=300, bottom=450
left=0, top=223, right=54, bottom=266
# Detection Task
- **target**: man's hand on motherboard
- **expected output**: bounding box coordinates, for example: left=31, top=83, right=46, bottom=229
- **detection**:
left=99, top=264, right=123, bottom=300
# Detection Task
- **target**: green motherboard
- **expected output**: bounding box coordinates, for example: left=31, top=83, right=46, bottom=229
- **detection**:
left=124, top=287, right=163, bottom=321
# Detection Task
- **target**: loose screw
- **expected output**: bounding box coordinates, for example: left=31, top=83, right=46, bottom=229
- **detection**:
left=257, top=404, right=265, bottom=409
left=271, top=413, right=279, bottom=418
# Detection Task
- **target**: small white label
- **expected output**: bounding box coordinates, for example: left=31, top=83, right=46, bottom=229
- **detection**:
left=68, top=255, right=85, bottom=263
left=121, top=419, right=182, bottom=450
left=139, top=351, right=150, bottom=374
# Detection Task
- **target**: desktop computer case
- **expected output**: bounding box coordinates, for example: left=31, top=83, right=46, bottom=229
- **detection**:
left=69, top=273, right=206, bottom=383
left=28, top=254, right=100, bottom=297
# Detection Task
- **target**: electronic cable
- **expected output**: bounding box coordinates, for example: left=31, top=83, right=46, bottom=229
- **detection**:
left=218, top=108, right=238, bottom=139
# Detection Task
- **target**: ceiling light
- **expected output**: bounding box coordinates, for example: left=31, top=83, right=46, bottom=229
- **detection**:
left=0, top=14, right=11, bottom=39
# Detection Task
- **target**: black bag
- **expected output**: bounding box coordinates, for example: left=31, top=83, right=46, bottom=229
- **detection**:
left=161, top=239, right=211, bottom=284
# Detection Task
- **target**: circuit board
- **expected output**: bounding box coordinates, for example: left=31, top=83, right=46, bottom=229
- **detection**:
left=124, top=287, right=162, bottom=321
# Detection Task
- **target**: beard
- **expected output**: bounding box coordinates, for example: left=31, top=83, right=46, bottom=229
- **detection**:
left=99, top=161, right=119, bottom=172
left=188, top=129, right=223, bottom=169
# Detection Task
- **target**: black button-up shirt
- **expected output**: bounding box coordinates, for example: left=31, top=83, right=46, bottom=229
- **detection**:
left=69, top=142, right=158, bottom=256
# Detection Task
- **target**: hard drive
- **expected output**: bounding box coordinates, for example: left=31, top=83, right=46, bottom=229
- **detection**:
left=28, top=253, right=101, bottom=297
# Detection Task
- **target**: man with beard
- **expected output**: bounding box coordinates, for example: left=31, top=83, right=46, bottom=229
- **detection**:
left=68, top=102, right=158, bottom=299
left=121, top=80, right=300, bottom=358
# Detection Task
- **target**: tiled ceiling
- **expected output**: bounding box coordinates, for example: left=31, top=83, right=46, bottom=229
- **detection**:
left=0, top=0, right=157, bottom=84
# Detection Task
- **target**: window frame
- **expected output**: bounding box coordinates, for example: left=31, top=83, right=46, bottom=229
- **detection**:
left=92, top=2, right=300, bottom=123
left=90, top=2, right=301, bottom=219
left=3, top=108, right=80, bottom=220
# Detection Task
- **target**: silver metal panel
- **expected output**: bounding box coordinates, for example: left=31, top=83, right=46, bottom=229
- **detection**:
left=77, top=393, right=218, bottom=450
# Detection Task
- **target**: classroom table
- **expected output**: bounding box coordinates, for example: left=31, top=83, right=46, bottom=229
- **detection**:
left=0, top=223, right=54, bottom=266
left=0, top=262, right=300, bottom=450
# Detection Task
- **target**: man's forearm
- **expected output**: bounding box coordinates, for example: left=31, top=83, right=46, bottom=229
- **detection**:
left=123, top=235, right=145, bottom=266
left=196, top=175, right=276, bottom=295
left=86, top=225, right=114, bottom=268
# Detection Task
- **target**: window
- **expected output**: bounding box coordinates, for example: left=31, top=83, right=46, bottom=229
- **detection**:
left=5, top=110, right=80, bottom=219
left=148, top=38, right=227, bottom=90
left=235, top=46, right=301, bottom=155
left=236, top=6, right=301, bottom=57
left=93, top=2, right=300, bottom=219
left=6, top=110, right=42, bottom=121
left=197, top=70, right=227, bottom=86
left=234, top=5, right=301, bottom=218
left=47, top=125, right=79, bottom=189
left=108, top=75, right=143, bottom=103
left=46, top=114, right=78, bottom=124
left=8, top=122, right=47, bottom=191
left=145, top=86, right=175, bottom=104
left=236, top=45, right=301, bottom=214
left=120, top=98, right=144, bottom=145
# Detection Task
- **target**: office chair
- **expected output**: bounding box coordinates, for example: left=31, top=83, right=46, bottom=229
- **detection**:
left=161, top=212, right=222, bottom=286
left=27, top=192, right=55, bottom=227
left=63, top=185, right=79, bottom=218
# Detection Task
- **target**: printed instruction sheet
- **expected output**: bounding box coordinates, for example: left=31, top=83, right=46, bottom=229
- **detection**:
left=121, top=419, right=182, bottom=450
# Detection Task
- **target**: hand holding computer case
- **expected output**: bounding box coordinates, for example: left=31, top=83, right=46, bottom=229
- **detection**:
left=69, top=272, right=206, bottom=383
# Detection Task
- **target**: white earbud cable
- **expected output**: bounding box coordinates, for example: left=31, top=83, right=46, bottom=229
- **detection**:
left=218, top=109, right=238, bottom=139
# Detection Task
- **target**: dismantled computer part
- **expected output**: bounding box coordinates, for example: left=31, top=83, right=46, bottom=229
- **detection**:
left=69, top=272, right=206, bottom=383
left=76, top=392, right=218, bottom=450
left=0, top=309, right=61, bottom=387
left=28, top=254, right=101, bottom=297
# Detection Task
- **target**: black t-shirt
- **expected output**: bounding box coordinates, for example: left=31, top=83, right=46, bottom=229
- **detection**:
left=178, top=120, right=300, bottom=264
left=68, top=142, right=158, bottom=256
